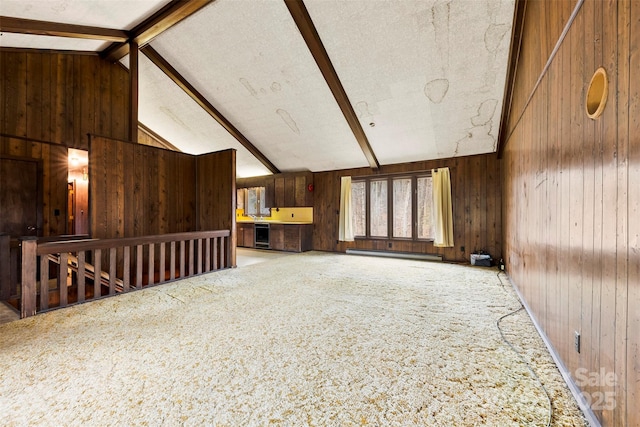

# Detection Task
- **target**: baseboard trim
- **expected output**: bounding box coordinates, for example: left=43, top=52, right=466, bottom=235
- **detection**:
left=345, top=249, right=443, bottom=262
left=507, top=274, right=601, bottom=427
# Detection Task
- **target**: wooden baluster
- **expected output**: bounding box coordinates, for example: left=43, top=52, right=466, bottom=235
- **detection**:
left=224, top=235, right=230, bottom=268
left=0, top=233, right=9, bottom=301
left=170, top=241, right=176, bottom=280
left=197, top=239, right=203, bottom=274
left=205, top=238, right=211, bottom=272
left=136, top=245, right=143, bottom=289
left=94, top=249, right=101, bottom=298
left=148, top=244, right=155, bottom=286
left=123, top=246, right=130, bottom=292
left=109, top=248, right=116, bottom=295
left=77, top=251, right=85, bottom=303
left=179, top=241, right=185, bottom=279
left=59, top=252, right=68, bottom=307
left=20, top=237, right=38, bottom=318
left=39, top=252, right=49, bottom=310
left=213, top=237, right=218, bottom=271
left=188, top=240, right=194, bottom=276
left=159, top=242, right=165, bottom=283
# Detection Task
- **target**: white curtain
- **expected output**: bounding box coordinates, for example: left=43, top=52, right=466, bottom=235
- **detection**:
left=432, top=167, right=454, bottom=247
left=338, top=176, right=354, bottom=242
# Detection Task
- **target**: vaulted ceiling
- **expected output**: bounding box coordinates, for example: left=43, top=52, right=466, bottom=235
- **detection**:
left=1, top=0, right=516, bottom=177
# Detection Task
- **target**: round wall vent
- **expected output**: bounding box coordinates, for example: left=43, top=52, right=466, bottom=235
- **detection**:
left=585, top=67, right=608, bottom=119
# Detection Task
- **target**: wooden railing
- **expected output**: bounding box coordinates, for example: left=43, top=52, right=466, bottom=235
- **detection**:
left=17, top=230, right=231, bottom=318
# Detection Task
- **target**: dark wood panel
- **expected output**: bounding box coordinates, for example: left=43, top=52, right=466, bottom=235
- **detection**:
left=275, top=177, right=285, bottom=207
left=0, top=137, right=66, bottom=237
left=0, top=50, right=130, bottom=147
left=501, top=1, right=636, bottom=425
left=90, top=136, right=198, bottom=239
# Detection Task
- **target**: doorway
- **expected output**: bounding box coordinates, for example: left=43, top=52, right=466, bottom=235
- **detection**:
left=67, top=148, right=89, bottom=235
left=0, top=156, right=42, bottom=237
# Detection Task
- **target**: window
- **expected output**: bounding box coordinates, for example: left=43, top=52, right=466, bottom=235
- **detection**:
left=244, top=187, right=271, bottom=217
left=393, top=178, right=412, bottom=238
left=370, top=180, right=388, bottom=237
left=351, top=181, right=366, bottom=237
left=417, top=177, right=435, bottom=239
left=351, top=173, right=435, bottom=241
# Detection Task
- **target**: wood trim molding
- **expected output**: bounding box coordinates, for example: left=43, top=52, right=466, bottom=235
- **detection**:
left=496, top=0, right=527, bottom=159
left=101, top=0, right=213, bottom=61
left=284, top=0, right=380, bottom=170
left=138, top=122, right=182, bottom=152
left=141, top=45, right=280, bottom=174
left=0, top=16, right=128, bottom=42
left=129, top=41, right=139, bottom=143
left=499, top=0, right=585, bottom=154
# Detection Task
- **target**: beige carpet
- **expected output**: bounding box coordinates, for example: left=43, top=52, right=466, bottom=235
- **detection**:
left=0, top=252, right=586, bottom=426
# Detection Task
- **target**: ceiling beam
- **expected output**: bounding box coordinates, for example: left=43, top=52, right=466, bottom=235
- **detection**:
left=496, top=0, right=527, bottom=159
left=129, top=41, right=139, bottom=143
left=0, top=16, right=128, bottom=42
left=101, top=0, right=213, bottom=62
left=284, top=0, right=380, bottom=169
left=141, top=45, right=280, bottom=174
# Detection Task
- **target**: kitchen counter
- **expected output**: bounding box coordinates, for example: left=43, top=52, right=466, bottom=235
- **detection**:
left=236, top=222, right=313, bottom=252
left=237, top=219, right=313, bottom=225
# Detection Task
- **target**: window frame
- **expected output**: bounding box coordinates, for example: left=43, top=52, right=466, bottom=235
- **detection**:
left=351, top=171, right=435, bottom=242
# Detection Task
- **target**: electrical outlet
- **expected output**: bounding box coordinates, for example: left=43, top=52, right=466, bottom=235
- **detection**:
left=460, top=246, right=465, bottom=252
left=388, top=242, right=392, bottom=248
left=574, top=331, right=581, bottom=353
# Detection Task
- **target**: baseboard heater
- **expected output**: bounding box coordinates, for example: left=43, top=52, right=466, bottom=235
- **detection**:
left=345, top=249, right=442, bottom=262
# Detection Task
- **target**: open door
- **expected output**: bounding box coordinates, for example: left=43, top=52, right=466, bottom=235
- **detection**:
left=67, top=149, right=89, bottom=235
left=0, top=156, right=41, bottom=237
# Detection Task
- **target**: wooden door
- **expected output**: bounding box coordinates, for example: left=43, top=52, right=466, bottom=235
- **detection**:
left=0, top=157, right=41, bottom=237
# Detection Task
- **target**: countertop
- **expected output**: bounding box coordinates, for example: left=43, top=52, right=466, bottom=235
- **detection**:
left=237, top=220, right=313, bottom=225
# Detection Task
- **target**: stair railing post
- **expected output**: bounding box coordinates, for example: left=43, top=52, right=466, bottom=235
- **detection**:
left=0, top=233, right=10, bottom=301
left=20, top=237, right=38, bottom=318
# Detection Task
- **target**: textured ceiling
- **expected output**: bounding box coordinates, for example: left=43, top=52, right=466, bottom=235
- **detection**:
left=0, top=0, right=515, bottom=177
left=0, top=0, right=170, bottom=50
left=125, top=54, right=273, bottom=178
left=305, top=0, right=514, bottom=163
left=151, top=0, right=370, bottom=173
left=0, top=0, right=169, bottom=28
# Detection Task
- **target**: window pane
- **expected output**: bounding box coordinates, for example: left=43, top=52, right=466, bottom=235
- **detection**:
left=259, top=187, right=270, bottom=216
left=370, top=180, right=388, bottom=237
left=246, top=187, right=258, bottom=216
left=417, top=176, right=434, bottom=239
left=351, top=181, right=366, bottom=236
left=393, top=178, right=412, bottom=238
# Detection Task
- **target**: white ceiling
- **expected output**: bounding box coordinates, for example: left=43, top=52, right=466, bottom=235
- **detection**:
left=0, top=0, right=515, bottom=177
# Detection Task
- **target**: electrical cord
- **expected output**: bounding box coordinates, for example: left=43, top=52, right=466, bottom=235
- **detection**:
left=495, top=271, right=553, bottom=427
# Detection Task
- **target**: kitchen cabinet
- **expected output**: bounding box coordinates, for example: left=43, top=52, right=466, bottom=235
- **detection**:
left=238, top=171, right=312, bottom=208
left=283, top=224, right=312, bottom=252
left=237, top=223, right=254, bottom=248
left=269, top=224, right=284, bottom=251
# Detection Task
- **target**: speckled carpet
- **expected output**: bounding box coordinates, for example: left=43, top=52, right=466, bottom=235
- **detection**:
left=0, top=252, right=586, bottom=426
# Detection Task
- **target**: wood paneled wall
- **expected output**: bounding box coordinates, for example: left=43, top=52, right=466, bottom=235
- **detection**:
left=1, top=50, right=130, bottom=148
left=196, top=149, right=236, bottom=233
left=313, top=153, right=501, bottom=262
left=196, top=149, right=236, bottom=266
left=0, top=136, right=68, bottom=236
left=501, top=1, right=638, bottom=426
left=89, top=135, right=197, bottom=239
